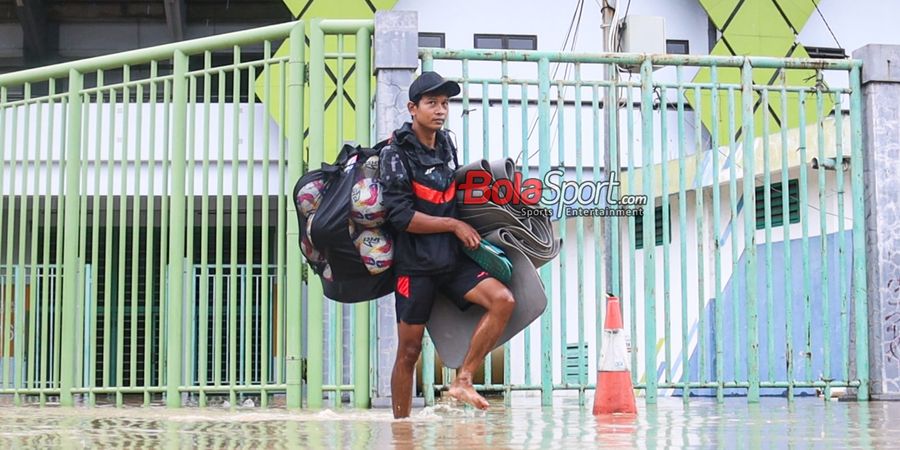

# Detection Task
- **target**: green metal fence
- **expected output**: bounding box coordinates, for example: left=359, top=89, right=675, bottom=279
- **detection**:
left=0, top=19, right=374, bottom=408
left=0, top=19, right=872, bottom=410
left=419, top=49, right=868, bottom=405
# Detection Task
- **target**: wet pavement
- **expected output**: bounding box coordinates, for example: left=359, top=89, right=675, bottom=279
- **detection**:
left=1, top=395, right=898, bottom=448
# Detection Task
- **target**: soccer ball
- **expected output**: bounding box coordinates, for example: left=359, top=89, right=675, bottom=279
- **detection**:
left=296, top=179, right=325, bottom=217
left=361, top=155, right=380, bottom=178
left=300, top=234, right=324, bottom=264
left=350, top=178, right=386, bottom=227
left=353, top=228, right=393, bottom=275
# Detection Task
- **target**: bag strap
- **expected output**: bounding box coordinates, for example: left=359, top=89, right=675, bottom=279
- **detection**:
left=443, top=130, right=460, bottom=169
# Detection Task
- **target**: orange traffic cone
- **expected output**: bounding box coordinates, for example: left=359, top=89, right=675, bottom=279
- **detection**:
left=592, top=294, right=637, bottom=415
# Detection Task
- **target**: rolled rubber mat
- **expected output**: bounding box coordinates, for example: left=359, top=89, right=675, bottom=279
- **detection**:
left=427, top=158, right=561, bottom=369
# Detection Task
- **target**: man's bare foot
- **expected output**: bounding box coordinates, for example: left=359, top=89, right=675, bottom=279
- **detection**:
left=448, top=377, right=490, bottom=410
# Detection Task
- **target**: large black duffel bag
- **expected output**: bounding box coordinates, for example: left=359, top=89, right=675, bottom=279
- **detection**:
left=292, top=140, right=394, bottom=303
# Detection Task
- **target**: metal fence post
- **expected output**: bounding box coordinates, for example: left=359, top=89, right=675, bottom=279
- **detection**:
left=307, top=18, right=326, bottom=409
left=852, top=44, right=900, bottom=400
left=354, top=26, right=372, bottom=409
left=286, top=20, right=307, bottom=410
left=165, top=49, right=189, bottom=408
left=59, top=68, right=84, bottom=407
left=372, top=10, right=418, bottom=408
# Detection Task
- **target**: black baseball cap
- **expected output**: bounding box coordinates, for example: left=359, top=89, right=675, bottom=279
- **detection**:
left=408, top=71, right=461, bottom=103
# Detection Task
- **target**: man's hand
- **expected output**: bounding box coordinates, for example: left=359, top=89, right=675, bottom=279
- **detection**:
left=452, top=219, right=480, bottom=250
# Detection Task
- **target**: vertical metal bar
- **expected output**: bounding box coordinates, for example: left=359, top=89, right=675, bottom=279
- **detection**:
left=260, top=39, right=272, bottom=408
left=228, top=46, right=241, bottom=406
left=199, top=52, right=213, bottom=406
left=816, top=85, right=830, bottom=397
left=798, top=90, right=812, bottom=384
left=591, top=84, right=602, bottom=383
left=835, top=93, right=848, bottom=383
left=158, top=77, right=172, bottom=392
left=182, top=68, right=197, bottom=403
left=741, top=60, right=759, bottom=402
left=710, top=65, right=724, bottom=402
left=676, top=67, right=689, bottom=400
left=849, top=66, right=869, bottom=400
left=625, top=82, right=637, bottom=385
left=640, top=59, right=657, bottom=403
left=462, top=59, right=470, bottom=163
left=214, top=67, right=226, bottom=389
left=520, top=82, right=531, bottom=387
left=779, top=86, right=794, bottom=400
left=660, top=85, right=671, bottom=385
left=726, top=86, right=740, bottom=388
left=27, top=84, right=40, bottom=393
left=574, top=64, right=586, bottom=403
left=245, top=61, right=257, bottom=391
left=276, top=57, right=288, bottom=389
left=116, top=68, right=131, bottom=405
left=54, top=95, right=66, bottom=394
left=556, top=81, right=567, bottom=394
left=502, top=60, right=510, bottom=160
left=60, top=68, right=85, bottom=406
left=353, top=27, right=371, bottom=408
left=166, top=50, right=189, bottom=407
left=333, top=35, right=345, bottom=404
left=131, top=81, right=143, bottom=392
left=46, top=79, right=60, bottom=400
left=693, top=85, right=706, bottom=387
left=145, top=62, right=160, bottom=402
left=17, top=84, right=32, bottom=401
left=537, top=57, right=553, bottom=406
left=103, top=86, right=116, bottom=392
left=761, top=89, right=775, bottom=385
left=186, top=95, right=199, bottom=394
left=307, top=19, right=325, bottom=409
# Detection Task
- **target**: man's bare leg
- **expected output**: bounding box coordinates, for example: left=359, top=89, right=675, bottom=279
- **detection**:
left=391, top=321, right=426, bottom=419
left=448, top=279, right=515, bottom=410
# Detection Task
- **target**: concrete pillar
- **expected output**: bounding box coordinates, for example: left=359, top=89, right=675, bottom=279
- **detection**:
left=373, top=10, right=418, bottom=407
left=855, top=44, right=900, bottom=399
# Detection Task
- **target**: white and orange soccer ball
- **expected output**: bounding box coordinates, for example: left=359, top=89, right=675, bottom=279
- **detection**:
left=353, top=228, right=393, bottom=275
left=296, top=179, right=325, bottom=217
left=350, top=177, right=386, bottom=227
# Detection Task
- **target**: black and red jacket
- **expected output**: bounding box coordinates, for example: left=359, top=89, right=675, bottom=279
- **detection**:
left=379, top=122, right=460, bottom=276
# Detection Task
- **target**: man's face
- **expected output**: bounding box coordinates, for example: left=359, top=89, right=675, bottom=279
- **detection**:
left=408, top=93, right=449, bottom=133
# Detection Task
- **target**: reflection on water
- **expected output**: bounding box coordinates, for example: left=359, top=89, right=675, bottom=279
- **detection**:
left=1, top=396, right=898, bottom=449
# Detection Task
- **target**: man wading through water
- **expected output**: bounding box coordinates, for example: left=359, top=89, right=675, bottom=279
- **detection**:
left=380, top=71, right=517, bottom=419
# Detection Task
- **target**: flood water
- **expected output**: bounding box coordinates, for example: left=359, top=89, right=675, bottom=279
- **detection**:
left=1, top=395, right=897, bottom=448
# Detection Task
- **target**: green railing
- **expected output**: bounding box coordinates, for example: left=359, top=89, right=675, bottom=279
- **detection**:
left=0, top=19, right=374, bottom=408
left=419, top=49, right=868, bottom=404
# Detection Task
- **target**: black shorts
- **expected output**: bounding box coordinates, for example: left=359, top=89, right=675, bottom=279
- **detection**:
left=394, top=258, right=493, bottom=325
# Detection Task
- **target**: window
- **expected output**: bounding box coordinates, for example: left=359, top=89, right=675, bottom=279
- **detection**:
left=474, top=34, right=537, bottom=50
left=634, top=205, right=670, bottom=250
left=755, top=179, right=801, bottom=230
left=418, top=32, right=445, bottom=49
left=806, top=46, right=847, bottom=59
left=666, top=39, right=690, bottom=55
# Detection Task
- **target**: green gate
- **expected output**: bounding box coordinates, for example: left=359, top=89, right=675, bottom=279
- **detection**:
left=0, top=19, right=375, bottom=408
left=418, top=48, right=869, bottom=405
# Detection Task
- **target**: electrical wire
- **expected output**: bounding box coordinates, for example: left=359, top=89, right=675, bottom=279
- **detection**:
left=811, top=0, right=843, bottom=50
left=515, top=0, right=585, bottom=167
